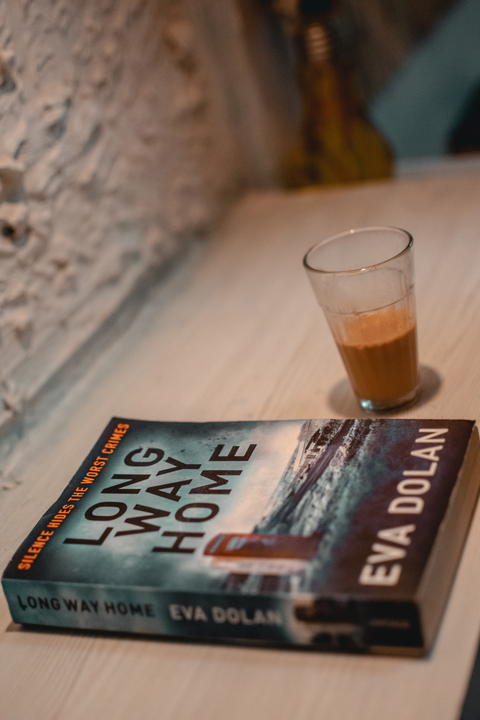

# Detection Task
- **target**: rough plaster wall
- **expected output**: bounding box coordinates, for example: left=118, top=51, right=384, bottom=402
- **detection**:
left=0, top=0, right=244, bottom=426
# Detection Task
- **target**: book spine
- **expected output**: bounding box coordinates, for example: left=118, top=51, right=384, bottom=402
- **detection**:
left=360, top=600, right=424, bottom=653
left=2, top=578, right=301, bottom=645
left=2, top=579, right=425, bottom=653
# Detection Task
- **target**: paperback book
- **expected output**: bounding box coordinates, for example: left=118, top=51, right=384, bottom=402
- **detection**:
left=2, top=417, right=479, bottom=655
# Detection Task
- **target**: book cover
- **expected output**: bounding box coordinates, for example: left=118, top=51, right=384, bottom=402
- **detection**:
left=2, top=417, right=479, bottom=655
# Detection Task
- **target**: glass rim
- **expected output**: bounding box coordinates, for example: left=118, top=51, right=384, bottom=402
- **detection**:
left=303, top=225, right=414, bottom=276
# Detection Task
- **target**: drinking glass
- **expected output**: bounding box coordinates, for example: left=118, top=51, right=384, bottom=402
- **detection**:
left=303, top=226, right=419, bottom=411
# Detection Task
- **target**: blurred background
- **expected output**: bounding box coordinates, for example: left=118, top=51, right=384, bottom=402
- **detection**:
left=239, top=0, right=480, bottom=181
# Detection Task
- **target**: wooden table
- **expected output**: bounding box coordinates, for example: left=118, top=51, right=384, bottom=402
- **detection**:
left=2, top=162, right=480, bottom=719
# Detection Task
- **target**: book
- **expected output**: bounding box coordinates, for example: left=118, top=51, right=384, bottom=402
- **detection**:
left=2, top=417, right=479, bottom=655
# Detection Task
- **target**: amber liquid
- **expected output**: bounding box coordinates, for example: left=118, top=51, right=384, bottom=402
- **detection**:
left=333, top=306, right=418, bottom=409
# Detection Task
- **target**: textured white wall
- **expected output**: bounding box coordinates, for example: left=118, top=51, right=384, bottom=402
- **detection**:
left=0, top=0, right=248, bottom=423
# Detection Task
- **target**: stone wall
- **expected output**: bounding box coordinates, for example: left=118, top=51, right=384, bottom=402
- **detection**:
left=0, top=0, right=251, bottom=427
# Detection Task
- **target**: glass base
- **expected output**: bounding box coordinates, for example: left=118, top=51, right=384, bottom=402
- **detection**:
left=358, top=385, right=419, bottom=413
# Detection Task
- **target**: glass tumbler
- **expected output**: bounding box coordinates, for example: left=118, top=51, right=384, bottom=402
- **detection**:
left=303, top=226, right=419, bottom=412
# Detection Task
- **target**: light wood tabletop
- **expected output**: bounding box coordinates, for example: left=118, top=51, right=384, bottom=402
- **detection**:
left=2, top=161, right=480, bottom=720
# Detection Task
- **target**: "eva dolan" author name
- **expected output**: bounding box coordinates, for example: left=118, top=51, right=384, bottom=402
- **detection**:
left=169, top=603, right=282, bottom=626
left=359, top=427, right=449, bottom=588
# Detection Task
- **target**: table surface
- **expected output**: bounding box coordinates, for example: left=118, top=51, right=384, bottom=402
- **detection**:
left=2, top=163, right=480, bottom=720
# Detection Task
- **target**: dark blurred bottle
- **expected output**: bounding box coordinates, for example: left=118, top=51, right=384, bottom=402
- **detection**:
left=283, top=0, right=393, bottom=187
